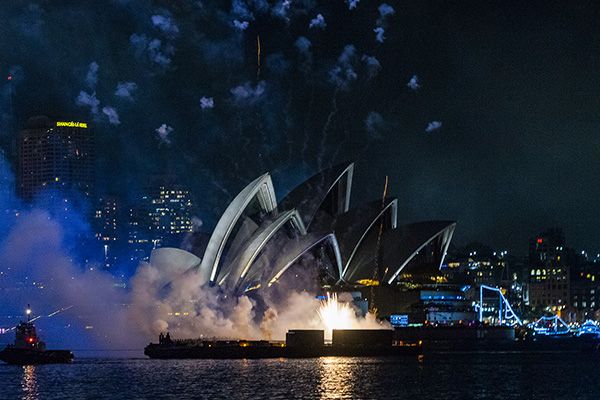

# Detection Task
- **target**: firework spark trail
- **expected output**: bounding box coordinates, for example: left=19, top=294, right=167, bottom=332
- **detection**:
left=317, top=292, right=356, bottom=334
left=330, top=134, right=348, bottom=166
left=300, top=84, right=316, bottom=168
left=1, top=305, right=74, bottom=334
left=317, top=88, right=339, bottom=172
left=256, top=34, right=261, bottom=79
left=284, top=85, right=295, bottom=162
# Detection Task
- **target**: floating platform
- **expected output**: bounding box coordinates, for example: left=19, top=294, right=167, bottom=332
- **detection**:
left=144, top=329, right=421, bottom=359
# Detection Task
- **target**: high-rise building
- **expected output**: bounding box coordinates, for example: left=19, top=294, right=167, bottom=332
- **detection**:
left=570, top=260, right=600, bottom=320
left=94, top=196, right=120, bottom=268
left=127, top=178, right=195, bottom=261
left=527, top=228, right=570, bottom=313
left=94, top=196, right=119, bottom=242
left=18, top=116, right=94, bottom=202
left=147, top=184, right=194, bottom=237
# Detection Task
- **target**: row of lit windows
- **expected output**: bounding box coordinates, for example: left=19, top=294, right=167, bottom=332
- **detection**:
left=573, top=301, right=596, bottom=309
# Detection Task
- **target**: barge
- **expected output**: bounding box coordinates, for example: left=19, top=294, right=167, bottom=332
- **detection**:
left=144, top=329, right=421, bottom=359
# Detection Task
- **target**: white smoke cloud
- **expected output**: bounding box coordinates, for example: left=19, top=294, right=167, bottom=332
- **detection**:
left=374, top=3, right=395, bottom=43
left=377, top=3, right=396, bottom=25
left=374, top=27, right=386, bottom=43
left=309, top=14, right=326, bottom=29
left=295, top=36, right=311, bottom=53
left=102, top=106, right=120, bottom=125
left=147, top=38, right=173, bottom=66
left=200, top=96, right=215, bottom=109
left=295, top=36, right=312, bottom=75
left=230, top=81, right=266, bottom=104
left=191, top=216, right=203, bottom=231
left=130, top=33, right=174, bottom=67
left=85, top=61, right=99, bottom=89
left=329, top=45, right=358, bottom=90
left=271, top=0, right=291, bottom=21
left=17, top=3, right=44, bottom=39
left=233, top=19, right=249, bottom=30
left=231, top=0, right=253, bottom=20
left=151, top=14, right=179, bottom=37
left=130, top=255, right=388, bottom=342
left=425, top=120, right=442, bottom=132
left=361, top=55, right=381, bottom=79
left=407, top=75, right=420, bottom=91
left=155, top=123, right=174, bottom=144
left=347, top=0, right=360, bottom=10
left=365, top=111, right=385, bottom=139
left=114, top=81, right=138, bottom=100
left=75, top=90, right=100, bottom=115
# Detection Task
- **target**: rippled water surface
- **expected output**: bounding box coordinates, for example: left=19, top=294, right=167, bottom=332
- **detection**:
left=2, top=353, right=600, bottom=399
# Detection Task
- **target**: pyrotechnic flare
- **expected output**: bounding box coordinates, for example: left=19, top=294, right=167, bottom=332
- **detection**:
left=317, top=293, right=356, bottom=336
left=257, top=34, right=261, bottom=78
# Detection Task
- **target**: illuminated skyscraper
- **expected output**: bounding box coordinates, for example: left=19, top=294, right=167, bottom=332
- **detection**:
left=148, top=184, right=194, bottom=236
left=17, top=116, right=94, bottom=202
left=94, top=196, right=120, bottom=268
left=528, top=228, right=570, bottom=312
left=128, top=178, right=195, bottom=261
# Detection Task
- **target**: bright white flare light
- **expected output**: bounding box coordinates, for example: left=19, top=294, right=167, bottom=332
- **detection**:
left=317, top=293, right=356, bottom=334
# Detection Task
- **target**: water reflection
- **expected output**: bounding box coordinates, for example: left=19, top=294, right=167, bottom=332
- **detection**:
left=21, top=365, right=39, bottom=400
left=317, top=357, right=357, bottom=399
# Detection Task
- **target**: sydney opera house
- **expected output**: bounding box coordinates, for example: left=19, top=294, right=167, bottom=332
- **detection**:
left=155, top=162, right=456, bottom=299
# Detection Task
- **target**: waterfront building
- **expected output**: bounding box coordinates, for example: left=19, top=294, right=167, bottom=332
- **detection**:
left=17, top=116, right=94, bottom=203
left=570, top=261, right=600, bottom=320
left=127, top=178, right=195, bottom=261
left=527, top=229, right=571, bottom=313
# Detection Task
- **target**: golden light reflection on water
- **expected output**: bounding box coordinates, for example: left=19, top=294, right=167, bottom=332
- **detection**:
left=21, top=365, right=39, bottom=400
left=317, top=357, right=357, bottom=399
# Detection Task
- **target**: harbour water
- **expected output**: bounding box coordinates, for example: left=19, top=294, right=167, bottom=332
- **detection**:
left=1, top=352, right=600, bottom=399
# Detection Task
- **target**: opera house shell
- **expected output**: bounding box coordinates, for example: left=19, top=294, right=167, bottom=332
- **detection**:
left=154, top=162, right=456, bottom=294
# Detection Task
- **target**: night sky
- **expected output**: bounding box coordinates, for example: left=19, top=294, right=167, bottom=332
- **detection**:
left=1, top=0, right=600, bottom=256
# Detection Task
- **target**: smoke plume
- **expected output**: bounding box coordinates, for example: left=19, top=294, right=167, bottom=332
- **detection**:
left=309, top=14, right=326, bottom=30
left=115, top=81, right=138, bottom=100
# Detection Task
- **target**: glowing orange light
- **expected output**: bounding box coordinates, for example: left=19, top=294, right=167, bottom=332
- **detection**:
left=317, top=293, right=356, bottom=334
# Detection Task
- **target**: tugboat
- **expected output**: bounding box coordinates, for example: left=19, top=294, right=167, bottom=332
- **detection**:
left=0, top=306, right=73, bottom=365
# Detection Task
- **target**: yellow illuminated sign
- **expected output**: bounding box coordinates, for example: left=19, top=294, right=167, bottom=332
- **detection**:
left=56, top=121, right=88, bottom=128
